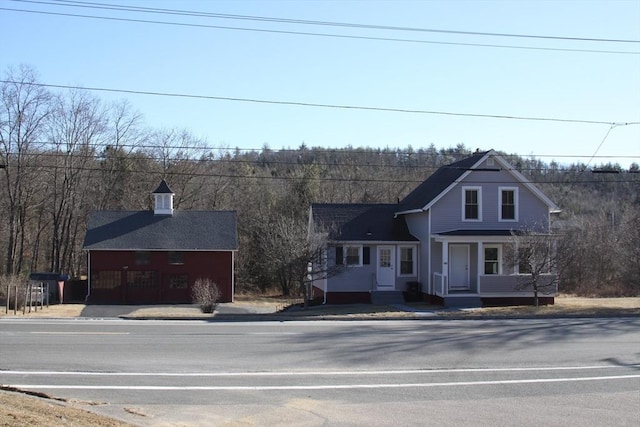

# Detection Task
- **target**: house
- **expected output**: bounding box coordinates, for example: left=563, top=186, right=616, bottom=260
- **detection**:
left=309, top=150, right=561, bottom=307
left=82, top=180, right=238, bottom=304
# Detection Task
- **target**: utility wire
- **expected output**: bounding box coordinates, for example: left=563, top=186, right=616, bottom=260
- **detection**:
left=2, top=6, right=638, bottom=55
left=34, top=0, right=640, bottom=44
left=3, top=80, right=638, bottom=127
left=7, top=162, right=638, bottom=185
left=7, top=140, right=639, bottom=162
left=4, top=150, right=639, bottom=172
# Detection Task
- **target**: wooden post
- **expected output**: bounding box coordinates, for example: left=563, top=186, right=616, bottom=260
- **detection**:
left=13, top=283, right=17, bottom=315
left=23, top=282, right=29, bottom=314
left=4, top=281, right=8, bottom=314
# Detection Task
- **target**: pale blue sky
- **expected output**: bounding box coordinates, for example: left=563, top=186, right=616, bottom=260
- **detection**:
left=1, top=0, right=639, bottom=167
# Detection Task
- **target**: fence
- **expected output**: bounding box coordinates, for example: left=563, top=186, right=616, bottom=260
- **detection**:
left=4, top=281, right=49, bottom=315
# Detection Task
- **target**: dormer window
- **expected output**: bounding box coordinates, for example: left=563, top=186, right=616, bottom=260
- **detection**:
left=152, top=180, right=174, bottom=216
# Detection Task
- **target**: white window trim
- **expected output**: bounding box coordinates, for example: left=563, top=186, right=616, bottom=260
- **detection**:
left=499, top=186, right=519, bottom=222
left=483, top=244, right=502, bottom=275
left=344, top=245, right=363, bottom=267
left=462, top=186, right=482, bottom=222
left=398, top=245, right=417, bottom=276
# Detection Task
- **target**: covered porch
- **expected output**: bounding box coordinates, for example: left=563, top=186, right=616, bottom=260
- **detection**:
left=430, top=231, right=557, bottom=306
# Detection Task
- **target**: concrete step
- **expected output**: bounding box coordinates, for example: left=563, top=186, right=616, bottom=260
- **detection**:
left=371, top=291, right=405, bottom=305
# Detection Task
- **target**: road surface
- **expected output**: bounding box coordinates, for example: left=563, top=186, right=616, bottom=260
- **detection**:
left=1, top=317, right=638, bottom=426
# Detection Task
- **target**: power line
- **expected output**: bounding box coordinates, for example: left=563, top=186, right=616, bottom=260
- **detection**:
left=3, top=5, right=639, bottom=55
left=3, top=80, right=638, bottom=127
left=3, top=150, right=639, bottom=171
left=32, top=0, right=640, bottom=44
left=6, top=161, right=638, bottom=185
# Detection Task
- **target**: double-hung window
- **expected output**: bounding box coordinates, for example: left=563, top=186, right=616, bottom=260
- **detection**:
left=484, top=246, right=501, bottom=275
left=499, top=187, right=518, bottom=221
left=399, top=246, right=416, bottom=276
left=336, top=245, right=364, bottom=267
left=463, top=187, right=482, bottom=221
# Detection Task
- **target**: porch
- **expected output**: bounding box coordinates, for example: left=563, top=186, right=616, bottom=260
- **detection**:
left=432, top=272, right=557, bottom=307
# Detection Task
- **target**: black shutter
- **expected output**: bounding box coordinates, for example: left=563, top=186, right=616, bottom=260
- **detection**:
left=363, top=246, right=371, bottom=265
left=336, top=246, right=343, bottom=265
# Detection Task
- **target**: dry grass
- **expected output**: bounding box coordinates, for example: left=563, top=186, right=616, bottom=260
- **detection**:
left=0, top=303, right=85, bottom=318
left=437, top=296, right=640, bottom=318
left=0, top=296, right=638, bottom=320
left=0, top=389, right=133, bottom=427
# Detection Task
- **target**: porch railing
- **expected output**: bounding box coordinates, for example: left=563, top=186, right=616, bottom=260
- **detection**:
left=432, top=273, right=557, bottom=297
left=479, top=274, right=557, bottom=295
left=433, top=273, right=447, bottom=296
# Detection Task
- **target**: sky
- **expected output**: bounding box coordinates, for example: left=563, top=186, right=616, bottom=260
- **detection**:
left=1, top=0, right=639, bottom=168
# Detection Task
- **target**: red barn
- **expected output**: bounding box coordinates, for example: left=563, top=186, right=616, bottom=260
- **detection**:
left=82, top=180, right=238, bottom=304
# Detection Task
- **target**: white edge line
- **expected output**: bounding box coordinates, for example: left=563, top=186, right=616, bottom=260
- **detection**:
left=6, top=375, right=640, bottom=391
left=0, top=365, right=636, bottom=376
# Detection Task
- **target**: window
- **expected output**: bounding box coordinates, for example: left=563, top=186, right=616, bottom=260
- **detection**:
left=168, top=251, right=184, bottom=265
left=500, top=187, right=518, bottom=221
left=135, top=251, right=150, bottom=265
left=335, top=245, right=363, bottom=266
left=127, top=271, right=156, bottom=289
left=484, top=246, right=500, bottom=275
left=92, top=271, right=120, bottom=289
left=169, top=274, right=188, bottom=289
left=399, top=247, right=415, bottom=275
left=345, top=246, right=361, bottom=266
left=463, top=187, right=482, bottom=221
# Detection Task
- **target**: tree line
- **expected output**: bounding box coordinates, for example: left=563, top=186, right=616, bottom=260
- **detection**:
left=1, top=65, right=638, bottom=297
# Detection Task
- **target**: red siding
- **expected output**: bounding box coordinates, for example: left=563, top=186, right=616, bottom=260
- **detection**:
left=88, top=250, right=234, bottom=304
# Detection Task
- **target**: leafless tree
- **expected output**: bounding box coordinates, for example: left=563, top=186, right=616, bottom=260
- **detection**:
left=46, top=89, right=108, bottom=275
left=0, top=65, right=52, bottom=274
left=505, top=231, right=559, bottom=307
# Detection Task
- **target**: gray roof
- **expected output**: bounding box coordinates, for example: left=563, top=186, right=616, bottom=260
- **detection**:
left=398, top=151, right=489, bottom=211
left=83, top=210, right=238, bottom=251
left=311, top=203, right=417, bottom=242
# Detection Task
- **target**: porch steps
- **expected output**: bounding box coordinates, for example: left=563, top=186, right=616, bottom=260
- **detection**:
left=444, top=296, right=482, bottom=309
left=371, top=291, right=405, bottom=305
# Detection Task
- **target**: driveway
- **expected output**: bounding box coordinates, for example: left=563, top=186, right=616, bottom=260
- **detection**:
left=79, top=302, right=277, bottom=318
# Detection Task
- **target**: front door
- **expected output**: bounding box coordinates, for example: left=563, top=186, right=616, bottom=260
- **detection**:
left=377, top=246, right=396, bottom=289
left=449, top=245, right=470, bottom=290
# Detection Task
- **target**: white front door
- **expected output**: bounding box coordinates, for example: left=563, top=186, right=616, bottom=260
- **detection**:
left=377, top=246, right=396, bottom=289
left=449, top=244, right=470, bottom=290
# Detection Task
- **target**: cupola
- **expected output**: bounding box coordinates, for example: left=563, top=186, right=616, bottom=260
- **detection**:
left=152, top=179, right=174, bottom=215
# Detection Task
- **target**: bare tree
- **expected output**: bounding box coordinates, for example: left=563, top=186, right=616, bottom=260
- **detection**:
left=46, top=89, right=107, bottom=274
left=505, top=231, right=559, bottom=307
left=0, top=65, right=52, bottom=274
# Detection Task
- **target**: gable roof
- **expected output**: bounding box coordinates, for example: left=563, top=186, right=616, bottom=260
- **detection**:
left=396, top=149, right=560, bottom=214
left=396, top=150, right=489, bottom=213
left=311, top=203, right=417, bottom=242
left=83, top=210, right=238, bottom=251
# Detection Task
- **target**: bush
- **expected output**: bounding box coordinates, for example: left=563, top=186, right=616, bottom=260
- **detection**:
left=191, top=278, right=220, bottom=313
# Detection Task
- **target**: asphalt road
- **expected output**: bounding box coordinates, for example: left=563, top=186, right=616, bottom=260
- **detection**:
left=1, top=317, right=639, bottom=426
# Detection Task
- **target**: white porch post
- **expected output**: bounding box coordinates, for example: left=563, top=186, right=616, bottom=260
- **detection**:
left=442, top=240, right=448, bottom=295
left=477, top=241, right=483, bottom=294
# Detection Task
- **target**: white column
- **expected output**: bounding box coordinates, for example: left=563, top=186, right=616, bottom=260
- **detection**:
left=442, top=240, right=448, bottom=295
left=477, top=241, right=483, bottom=294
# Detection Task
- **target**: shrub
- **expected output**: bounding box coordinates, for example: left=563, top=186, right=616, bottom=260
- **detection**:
left=191, top=278, right=221, bottom=313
